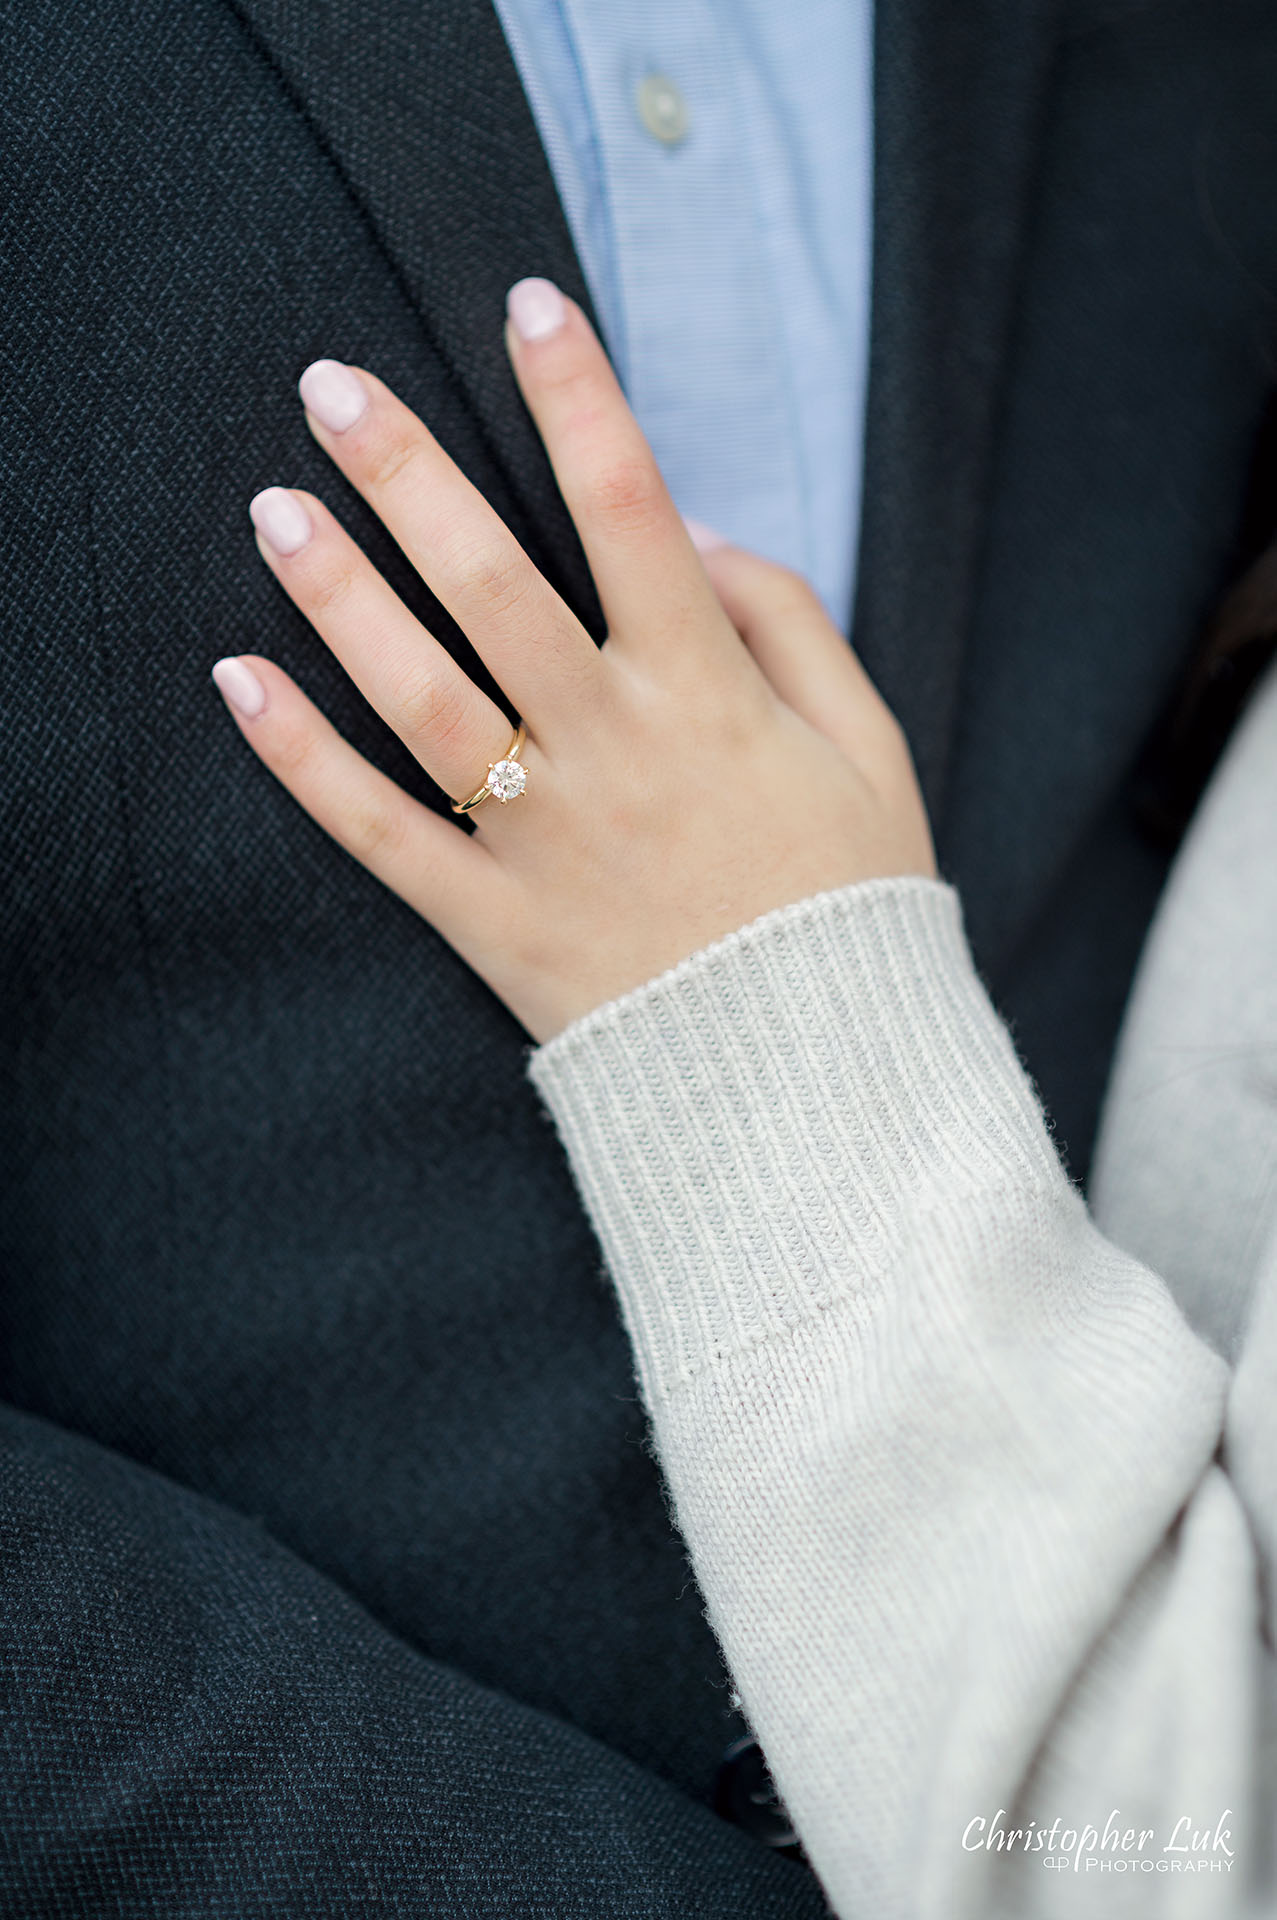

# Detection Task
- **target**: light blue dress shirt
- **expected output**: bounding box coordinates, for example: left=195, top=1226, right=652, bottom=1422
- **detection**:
left=490, top=0, right=874, bottom=636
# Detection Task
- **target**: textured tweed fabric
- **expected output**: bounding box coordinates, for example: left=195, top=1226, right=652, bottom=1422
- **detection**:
left=4, top=0, right=1277, bottom=1909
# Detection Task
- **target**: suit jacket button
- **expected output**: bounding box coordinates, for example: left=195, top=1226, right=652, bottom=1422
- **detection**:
left=713, top=1734, right=807, bottom=1859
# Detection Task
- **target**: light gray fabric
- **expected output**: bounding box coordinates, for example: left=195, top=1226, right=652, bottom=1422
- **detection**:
left=526, top=658, right=1277, bottom=1917
left=1090, top=668, right=1277, bottom=1363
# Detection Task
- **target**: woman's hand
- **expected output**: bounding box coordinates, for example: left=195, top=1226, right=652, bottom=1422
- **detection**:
left=212, top=278, right=936, bottom=1044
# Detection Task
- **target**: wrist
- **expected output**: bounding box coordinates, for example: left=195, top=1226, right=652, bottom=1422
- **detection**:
left=526, top=873, right=1067, bottom=1404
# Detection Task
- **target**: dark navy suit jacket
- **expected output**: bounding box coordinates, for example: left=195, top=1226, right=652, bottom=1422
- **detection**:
left=4, top=0, right=1277, bottom=1909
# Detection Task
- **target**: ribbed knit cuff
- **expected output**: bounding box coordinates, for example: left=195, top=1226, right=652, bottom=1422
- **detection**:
left=526, top=875, right=1070, bottom=1407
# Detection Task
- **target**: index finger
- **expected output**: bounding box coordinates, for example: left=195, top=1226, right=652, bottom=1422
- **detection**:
left=503, top=278, right=734, bottom=664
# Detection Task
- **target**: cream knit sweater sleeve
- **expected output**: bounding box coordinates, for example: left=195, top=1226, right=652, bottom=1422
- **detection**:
left=524, top=673, right=1277, bottom=1917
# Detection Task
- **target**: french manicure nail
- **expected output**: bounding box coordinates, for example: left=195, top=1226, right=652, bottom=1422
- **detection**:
left=682, top=515, right=730, bottom=552
left=250, top=486, right=313, bottom=556
left=298, top=359, right=369, bottom=433
left=507, top=277, right=567, bottom=342
left=211, top=656, right=267, bottom=719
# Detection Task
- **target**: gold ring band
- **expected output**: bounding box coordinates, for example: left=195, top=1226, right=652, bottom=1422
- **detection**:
left=451, top=723, right=528, bottom=815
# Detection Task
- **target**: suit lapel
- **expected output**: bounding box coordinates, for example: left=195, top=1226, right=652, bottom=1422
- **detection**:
left=854, top=0, right=1060, bottom=825
left=224, top=0, right=608, bottom=632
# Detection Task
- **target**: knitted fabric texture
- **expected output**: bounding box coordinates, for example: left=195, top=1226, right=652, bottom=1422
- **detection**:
left=526, top=666, right=1277, bottom=1917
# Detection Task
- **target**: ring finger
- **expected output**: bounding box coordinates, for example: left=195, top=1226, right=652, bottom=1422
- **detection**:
left=249, top=482, right=530, bottom=807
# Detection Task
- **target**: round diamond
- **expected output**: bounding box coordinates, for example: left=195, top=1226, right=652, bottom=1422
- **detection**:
left=486, top=758, right=527, bottom=803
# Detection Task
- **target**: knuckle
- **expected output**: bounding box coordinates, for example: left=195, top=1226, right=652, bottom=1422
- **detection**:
left=347, top=796, right=406, bottom=863
left=883, top=708, right=914, bottom=758
left=446, top=538, right=532, bottom=620
left=868, top=709, right=923, bottom=791
left=273, top=722, right=319, bottom=782
left=770, top=565, right=824, bottom=617
left=781, top=559, right=820, bottom=595
left=537, top=354, right=598, bottom=402
left=305, top=559, right=358, bottom=617
left=393, top=667, right=472, bottom=756
left=364, top=431, right=423, bottom=493
left=580, top=454, right=666, bottom=538
left=866, top=697, right=912, bottom=763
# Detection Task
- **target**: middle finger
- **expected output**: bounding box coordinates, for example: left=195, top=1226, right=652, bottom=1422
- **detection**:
left=296, top=358, right=605, bottom=729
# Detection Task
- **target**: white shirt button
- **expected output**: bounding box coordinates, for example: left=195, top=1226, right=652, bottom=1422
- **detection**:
left=636, top=72, right=690, bottom=146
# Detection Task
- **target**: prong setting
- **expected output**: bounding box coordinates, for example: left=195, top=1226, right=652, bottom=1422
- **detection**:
left=486, top=758, right=528, bottom=803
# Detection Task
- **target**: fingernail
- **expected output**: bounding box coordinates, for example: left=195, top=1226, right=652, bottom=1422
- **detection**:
left=298, top=358, right=369, bottom=433
left=507, top=277, right=567, bottom=342
left=211, top=656, right=267, bottom=720
left=682, top=515, right=730, bottom=552
left=250, top=486, right=313, bottom=556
